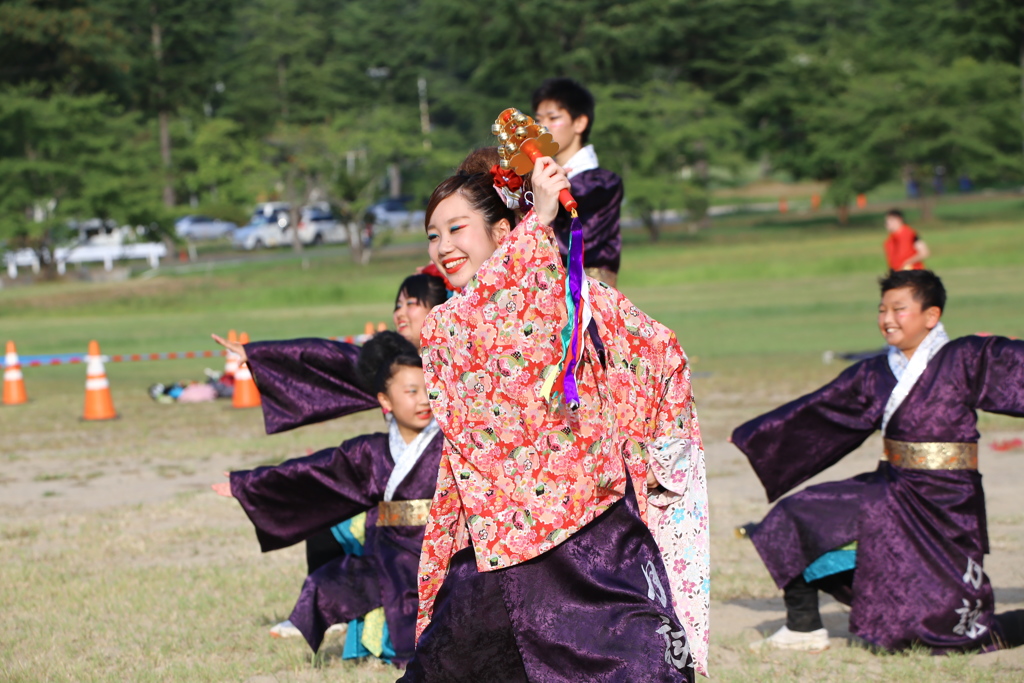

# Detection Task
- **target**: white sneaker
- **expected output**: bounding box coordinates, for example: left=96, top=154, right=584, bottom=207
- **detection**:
left=749, top=625, right=830, bottom=652
left=325, top=622, right=347, bottom=636
left=269, top=620, right=302, bottom=639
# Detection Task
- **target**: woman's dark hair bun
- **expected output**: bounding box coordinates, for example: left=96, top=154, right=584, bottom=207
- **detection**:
left=457, top=147, right=501, bottom=176
left=424, top=147, right=523, bottom=235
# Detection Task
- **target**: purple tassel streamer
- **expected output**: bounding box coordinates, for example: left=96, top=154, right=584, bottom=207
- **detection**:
left=563, top=214, right=585, bottom=410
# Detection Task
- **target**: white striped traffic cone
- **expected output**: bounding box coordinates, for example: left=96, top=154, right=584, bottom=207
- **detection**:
left=3, top=341, right=28, bottom=405
left=232, top=332, right=261, bottom=409
left=83, top=340, right=117, bottom=420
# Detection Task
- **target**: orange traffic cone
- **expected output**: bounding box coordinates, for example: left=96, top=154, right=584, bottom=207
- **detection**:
left=3, top=341, right=28, bottom=405
left=232, top=332, right=261, bottom=409
left=224, top=329, right=239, bottom=379
left=83, top=340, right=117, bottom=420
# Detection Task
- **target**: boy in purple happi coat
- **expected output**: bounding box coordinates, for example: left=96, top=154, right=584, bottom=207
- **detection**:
left=734, top=270, right=1024, bottom=653
left=209, top=274, right=446, bottom=645
left=213, top=332, right=443, bottom=666
left=533, top=77, right=623, bottom=287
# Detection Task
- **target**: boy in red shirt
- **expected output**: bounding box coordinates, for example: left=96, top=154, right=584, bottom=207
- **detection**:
left=884, top=209, right=929, bottom=271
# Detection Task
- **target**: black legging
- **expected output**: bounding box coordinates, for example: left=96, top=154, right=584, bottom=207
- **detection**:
left=784, top=575, right=823, bottom=632
left=787, top=573, right=1024, bottom=649
left=305, top=529, right=345, bottom=574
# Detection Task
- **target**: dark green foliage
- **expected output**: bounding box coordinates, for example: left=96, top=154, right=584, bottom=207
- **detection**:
left=0, top=0, right=1021, bottom=241
left=0, top=85, right=163, bottom=244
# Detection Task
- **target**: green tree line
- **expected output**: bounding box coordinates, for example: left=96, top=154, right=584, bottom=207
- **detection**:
left=1, top=0, right=1022, bottom=248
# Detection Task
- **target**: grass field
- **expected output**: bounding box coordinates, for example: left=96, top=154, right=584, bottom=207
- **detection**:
left=2, top=201, right=1023, bottom=682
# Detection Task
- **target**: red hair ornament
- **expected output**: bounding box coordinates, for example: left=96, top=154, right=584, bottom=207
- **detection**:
left=490, top=164, right=526, bottom=210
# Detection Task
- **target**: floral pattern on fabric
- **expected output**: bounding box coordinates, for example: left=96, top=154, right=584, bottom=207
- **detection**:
left=647, top=394, right=710, bottom=677
left=416, top=209, right=709, bottom=676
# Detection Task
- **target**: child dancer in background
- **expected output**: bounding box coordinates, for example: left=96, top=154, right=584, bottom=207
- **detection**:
left=213, top=332, right=443, bottom=666
left=211, top=273, right=445, bottom=643
left=532, top=77, right=623, bottom=287
left=735, top=270, right=1024, bottom=653
left=400, top=150, right=708, bottom=681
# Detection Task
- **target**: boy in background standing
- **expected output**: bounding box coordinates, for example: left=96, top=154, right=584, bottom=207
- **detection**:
left=533, top=78, right=624, bottom=287
left=884, top=209, right=929, bottom=271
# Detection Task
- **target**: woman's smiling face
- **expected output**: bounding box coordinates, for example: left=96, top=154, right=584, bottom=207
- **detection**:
left=393, top=291, right=430, bottom=349
left=425, top=193, right=508, bottom=290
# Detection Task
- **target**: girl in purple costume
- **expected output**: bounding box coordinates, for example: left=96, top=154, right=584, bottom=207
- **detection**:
left=212, top=273, right=447, bottom=435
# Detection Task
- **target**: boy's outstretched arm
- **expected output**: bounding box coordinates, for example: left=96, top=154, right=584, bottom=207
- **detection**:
left=969, top=336, right=1024, bottom=417
left=732, top=358, right=895, bottom=502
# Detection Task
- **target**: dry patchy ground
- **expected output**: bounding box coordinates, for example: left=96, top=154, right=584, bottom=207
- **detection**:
left=2, top=360, right=1024, bottom=682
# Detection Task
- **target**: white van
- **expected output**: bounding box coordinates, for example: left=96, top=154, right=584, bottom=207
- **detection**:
left=295, top=203, right=348, bottom=245
left=232, top=203, right=293, bottom=250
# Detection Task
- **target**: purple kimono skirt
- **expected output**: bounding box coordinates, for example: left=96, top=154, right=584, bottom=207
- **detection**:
left=400, top=479, right=694, bottom=683
left=733, top=336, right=1024, bottom=652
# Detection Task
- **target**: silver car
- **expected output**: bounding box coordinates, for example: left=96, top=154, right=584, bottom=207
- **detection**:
left=174, top=215, right=237, bottom=240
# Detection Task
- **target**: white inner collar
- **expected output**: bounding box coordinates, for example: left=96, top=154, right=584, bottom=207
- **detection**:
left=882, top=322, right=950, bottom=432
left=563, top=144, right=599, bottom=179
left=384, top=414, right=439, bottom=501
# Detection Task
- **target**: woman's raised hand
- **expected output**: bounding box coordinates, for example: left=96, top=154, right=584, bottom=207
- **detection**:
left=530, top=156, right=571, bottom=227
left=211, top=333, right=247, bottom=364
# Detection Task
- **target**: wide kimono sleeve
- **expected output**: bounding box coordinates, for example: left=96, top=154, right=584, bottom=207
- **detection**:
left=731, top=355, right=896, bottom=502
left=230, top=434, right=388, bottom=552
left=245, top=338, right=378, bottom=434
left=644, top=336, right=711, bottom=678
left=968, top=336, right=1024, bottom=417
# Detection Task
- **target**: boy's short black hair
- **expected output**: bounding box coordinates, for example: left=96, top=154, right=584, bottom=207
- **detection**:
left=531, top=77, right=595, bottom=145
left=357, top=331, right=422, bottom=395
left=879, top=269, right=946, bottom=312
left=886, top=209, right=905, bottom=221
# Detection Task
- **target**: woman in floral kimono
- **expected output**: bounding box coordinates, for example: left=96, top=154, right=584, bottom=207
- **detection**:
left=400, top=151, right=709, bottom=681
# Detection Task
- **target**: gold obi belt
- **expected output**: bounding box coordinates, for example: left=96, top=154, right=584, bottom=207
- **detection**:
left=376, top=499, right=432, bottom=527
left=882, top=439, right=978, bottom=470
left=584, top=267, right=618, bottom=288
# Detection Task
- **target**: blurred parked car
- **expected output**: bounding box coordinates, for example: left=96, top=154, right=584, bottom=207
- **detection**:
left=367, top=198, right=425, bottom=232
left=232, top=203, right=293, bottom=250
left=70, top=218, right=138, bottom=246
left=296, top=203, right=347, bottom=245
left=174, top=215, right=237, bottom=240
